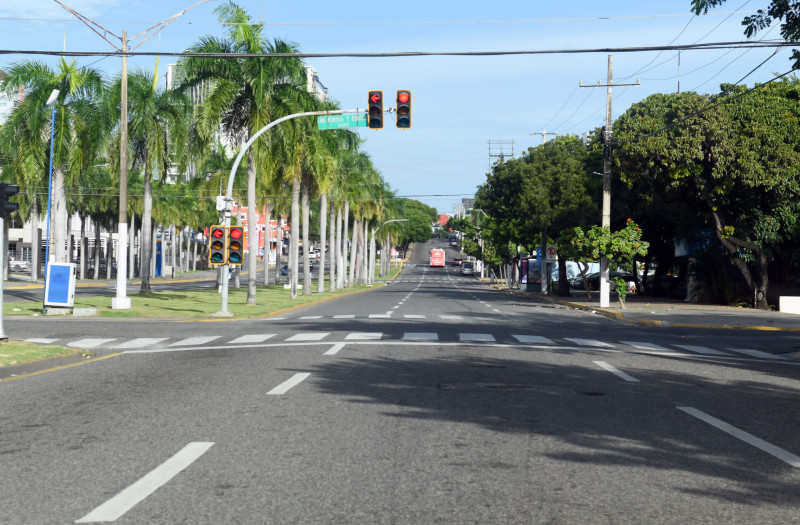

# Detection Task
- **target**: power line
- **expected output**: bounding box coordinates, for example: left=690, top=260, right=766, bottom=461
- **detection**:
left=0, top=40, right=793, bottom=59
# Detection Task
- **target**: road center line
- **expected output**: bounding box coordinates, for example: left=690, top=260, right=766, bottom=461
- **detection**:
left=593, top=361, right=640, bottom=382
left=267, top=372, right=311, bottom=395
left=75, top=442, right=214, bottom=523
left=324, top=342, right=346, bottom=356
left=677, top=406, right=800, bottom=467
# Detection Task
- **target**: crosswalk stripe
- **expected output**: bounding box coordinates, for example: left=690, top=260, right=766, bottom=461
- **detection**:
left=513, top=335, right=554, bottom=344
left=168, top=336, right=221, bottom=347
left=67, top=338, right=116, bottom=349
left=403, top=332, right=438, bottom=341
left=620, top=341, right=676, bottom=353
left=459, top=333, right=495, bottom=342
left=25, top=338, right=59, bottom=344
left=727, top=348, right=788, bottom=360
left=674, top=344, right=730, bottom=356
left=565, top=338, right=613, bottom=348
left=228, top=334, right=276, bottom=344
left=286, top=332, right=329, bottom=342
left=111, top=338, right=169, bottom=349
left=345, top=332, right=383, bottom=340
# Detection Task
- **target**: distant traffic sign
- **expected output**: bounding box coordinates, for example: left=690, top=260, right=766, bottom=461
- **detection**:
left=317, top=113, right=367, bottom=130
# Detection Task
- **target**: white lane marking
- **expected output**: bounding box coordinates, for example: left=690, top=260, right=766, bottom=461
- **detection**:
left=513, top=335, right=555, bottom=344
left=324, top=343, right=346, bottom=356
left=369, top=314, right=391, bottom=319
left=333, top=314, right=355, bottom=319
left=111, top=338, right=169, bottom=349
left=620, top=341, right=674, bottom=353
left=565, top=338, right=613, bottom=348
left=168, top=336, right=220, bottom=347
left=67, top=338, right=116, bottom=349
left=492, top=309, right=501, bottom=313
left=345, top=332, right=383, bottom=340
left=392, top=306, right=400, bottom=309
left=459, top=333, right=496, bottom=342
left=674, top=344, right=730, bottom=356
left=228, top=334, right=276, bottom=344
left=727, top=348, right=789, bottom=360
left=75, top=442, right=214, bottom=523
left=594, top=361, right=640, bottom=382
left=267, top=372, right=311, bottom=395
left=677, top=407, right=800, bottom=467
left=440, top=315, right=463, bottom=320
left=286, top=332, right=329, bottom=342
left=263, top=317, right=287, bottom=321
left=403, top=314, right=426, bottom=319
left=403, top=332, right=439, bottom=341
left=25, top=338, right=59, bottom=344
left=299, top=315, right=322, bottom=320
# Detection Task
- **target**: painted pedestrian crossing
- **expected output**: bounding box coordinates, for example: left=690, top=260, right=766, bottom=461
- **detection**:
left=25, top=333, right=793, bottom=361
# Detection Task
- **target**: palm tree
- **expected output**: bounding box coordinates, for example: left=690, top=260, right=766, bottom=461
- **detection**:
left=109, top=68, right=189, bottom=293
left=179, top=1, right=307, bottom=304
left=0, top=58, right=106, bottom=265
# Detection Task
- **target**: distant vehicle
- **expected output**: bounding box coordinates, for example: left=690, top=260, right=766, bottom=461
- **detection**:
left=9, top=259, right=30, bottom=272
left=460, top=261, right=475, bottom=276
left=451, top=257, right=462, bottom=266
left=430, top=248, right=445, bottom=267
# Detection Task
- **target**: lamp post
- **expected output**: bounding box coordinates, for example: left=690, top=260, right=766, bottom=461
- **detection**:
left=42, top=89, right=59, bottom=313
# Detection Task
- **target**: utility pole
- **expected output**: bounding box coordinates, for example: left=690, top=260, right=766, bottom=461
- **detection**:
left=55, top=0, right=218, bottom=310
left=530, top=130, right=558, bottom=145
left=580, top=54, right=640, bottom=308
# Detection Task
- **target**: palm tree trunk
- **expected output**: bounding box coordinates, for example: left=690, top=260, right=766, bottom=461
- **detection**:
left=93, top=217, right=101, bottom=279
left=128, top=214, right=136, bottom=279
left=335, top=206, right=342, bottom=289
left=318, top=192, right=327, bottom=293
left=290, top=176, right=300, bottom=299
left=349, top=218, right=358, bottom=288
left=301, top=173, right=311, bottom=296
left=246, top=150, right=257, bottom=304
left=342, top=200, right=350, bottom=288
left=140, top=172, right=153, bottom=293
left=263, top=205, right=271, bottom=286
left=329, top=200, right=336, bottom=292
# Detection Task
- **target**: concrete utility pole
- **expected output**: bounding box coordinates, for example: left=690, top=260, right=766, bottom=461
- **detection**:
left=530, top=130, right=558, bottom=145
left=580, top=54, right=640, bottom=308
left=54, top=0, right=218, bottom=310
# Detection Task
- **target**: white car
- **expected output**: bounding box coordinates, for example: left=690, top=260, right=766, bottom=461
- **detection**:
left=9, top=259, right=30, bottom=272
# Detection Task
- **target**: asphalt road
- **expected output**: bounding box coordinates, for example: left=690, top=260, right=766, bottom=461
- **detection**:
left=2, top=239, right=800, bottom=524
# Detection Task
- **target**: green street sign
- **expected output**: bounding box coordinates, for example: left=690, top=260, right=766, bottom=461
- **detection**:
left=317, top=113, right=367, bottom=130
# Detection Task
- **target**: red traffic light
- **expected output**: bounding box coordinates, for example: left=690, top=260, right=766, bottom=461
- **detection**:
left=397, top=92, right=410, bottom=104
left=229, top=227, right=242, bottom=239
left=211, top=227, right=224, bottom=238
left=370, top=92, right=382, bottom=104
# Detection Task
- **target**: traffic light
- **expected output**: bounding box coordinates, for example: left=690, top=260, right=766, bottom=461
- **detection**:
left=396, top=90, right=411, bottom=129
left=0, top=183, right=19, bottom=217
left=227, top=225, right=244, bottom=266
left=368, top=90, right=383, bottom=129
left=208, top=225, right=226, bottom=266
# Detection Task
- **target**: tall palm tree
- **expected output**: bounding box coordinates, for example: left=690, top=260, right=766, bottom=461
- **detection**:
left=109, top=68, right=189, bottom=293
left=179, top=1, right=307, bottom=304
left=0, top=58, right=106, bottom=264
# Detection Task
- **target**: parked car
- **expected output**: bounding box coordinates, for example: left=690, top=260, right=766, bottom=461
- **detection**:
left=9, top=259, right=30, bottom=272
left=576, top=271, right=637, bottom=293
left=451, top=257, right=462, bottom=266
left=460, top=261, right=475, bottom=276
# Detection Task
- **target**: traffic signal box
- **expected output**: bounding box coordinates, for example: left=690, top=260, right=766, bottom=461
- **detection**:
left=396, top=90, right=412, bottom=129
left=0, top=182, right=19, bottom=217
left=368, top=90, right=383, bottom=129
left=227, top=226, right=244, bottom=266
left=208, top=225, right=226, bottom=266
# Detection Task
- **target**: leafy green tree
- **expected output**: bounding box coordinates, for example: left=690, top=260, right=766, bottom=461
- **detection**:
left=614, top=81, right=800, bottom=308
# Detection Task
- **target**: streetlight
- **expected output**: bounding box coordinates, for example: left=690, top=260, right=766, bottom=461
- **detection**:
left=42, top=89, right=59, bottom=312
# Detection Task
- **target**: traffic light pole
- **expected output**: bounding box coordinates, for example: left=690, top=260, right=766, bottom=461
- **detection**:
left=214, top=108, right=368, bottom=316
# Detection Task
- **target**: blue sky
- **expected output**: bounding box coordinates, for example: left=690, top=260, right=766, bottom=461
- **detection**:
left=0, top=1, right=789, bottom=214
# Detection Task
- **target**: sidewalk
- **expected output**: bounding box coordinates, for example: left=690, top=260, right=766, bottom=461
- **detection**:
left=497, top=285, right=800, bottom=331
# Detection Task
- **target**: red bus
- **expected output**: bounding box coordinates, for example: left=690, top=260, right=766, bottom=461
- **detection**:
left=430, top=248, right=445, bottom=267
